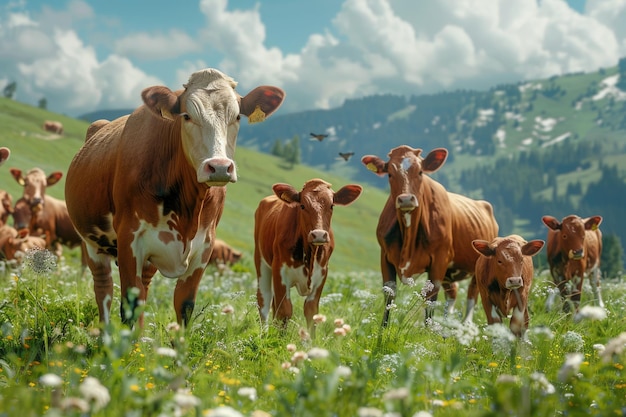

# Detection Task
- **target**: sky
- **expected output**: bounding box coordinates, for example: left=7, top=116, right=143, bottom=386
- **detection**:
left=1, top=0, right=625, bottom=118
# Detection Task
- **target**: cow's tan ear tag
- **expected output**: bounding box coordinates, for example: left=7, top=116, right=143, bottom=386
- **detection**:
left=592, top=224, right=598, bottom=231
left=161, top=108, right=175, bottom=121
left=248, top=105, right=266, bottom=124
left=366, top=162, right=378, bottom=173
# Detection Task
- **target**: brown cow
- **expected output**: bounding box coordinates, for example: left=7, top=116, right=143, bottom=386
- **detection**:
left=43, top=120, right=63, bottom=134
left=361, top=146, right=499, bottom=326
left=10, top=168, right=87, bottom=267
left=542, top=214, right=604, bottom=312
left=0, top=225, right=47, bottom=263
left=210, top=239, right=242, bottom=266
left=65, top=68, right=285, bottom=326
left=472, top=235, right=544, bottom=336
left=254, top=179, right=362, bottom=337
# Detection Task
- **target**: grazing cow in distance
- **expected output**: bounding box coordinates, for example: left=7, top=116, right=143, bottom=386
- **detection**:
left=254, top=179, right=362, bottom=337
left=43, top=120, right=63, bottom=134
left=209, top=238, right=242, bottom=266
left=361, top=146, right=499, bottom=326
left=10, top=168, right=87, bottom=267
left=65, top=68, right=285, bottom=327
left=542, top=214, right=604, bottom=312
left=0, top=225, right=47, bottom=263
left=0, top=147, right=10, bottom=166
left=472, top=235, right=544, bottom=336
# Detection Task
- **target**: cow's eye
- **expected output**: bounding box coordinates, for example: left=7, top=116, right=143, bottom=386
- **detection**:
left=237, top=115, right=241, bottom=121
left=300, top=204, right=305, bottom=210
left=182, top=113, right=191, bottom=121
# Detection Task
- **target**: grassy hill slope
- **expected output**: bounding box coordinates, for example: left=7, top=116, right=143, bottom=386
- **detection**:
left=0, top=97, right=388, bottom=273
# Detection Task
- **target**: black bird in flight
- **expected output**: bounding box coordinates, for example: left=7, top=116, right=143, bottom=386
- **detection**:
left=310, top=132, right=329, bottom=141
left=337, top=152, right=355, bottom=161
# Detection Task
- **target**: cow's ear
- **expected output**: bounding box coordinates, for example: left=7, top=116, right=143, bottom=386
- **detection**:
left=240, top=86, right=286, bottom=124
left=273, top=183, right=300, bottom=204
left=472, top=240, right=495, bottom=257
left=361, top=156, right=387, bottom=176
left=47, top=171, right=63, bottom=186
left=584, top=216, right=602, bottom=231
left=142, top=86, right=181, bottom=121
left=334, top=185, right=363, bottom=206
left=9, top=168, right=24, bottom=186
left=542, top=216, right=561, bottom=230
left=422, top=148, right=448, bottom=173
left=522, top=240, right=545, bottom=257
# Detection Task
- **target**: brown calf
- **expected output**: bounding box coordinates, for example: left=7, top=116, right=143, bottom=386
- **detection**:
left=472, top=235, right=544, bottom=336
left=43, top=120, right=63, bottom=134
left=542, top=214, right=604, bottom=312
left=254, top=179, right=362, bottom=337
left=210, top=239, right=243, bottom=266
left=0, top=190, right=13, bottom=225
left=0, top=225, right=47, bottom=263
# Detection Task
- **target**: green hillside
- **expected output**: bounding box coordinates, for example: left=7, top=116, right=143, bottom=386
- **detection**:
left=0, top=97, right=388, bottom=273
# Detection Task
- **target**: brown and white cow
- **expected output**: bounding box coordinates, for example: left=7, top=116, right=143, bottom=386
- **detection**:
left=0, top=225, right=47, bottom=263
left=362, top=146, right=499, bottom=326
left=254, top=179, right=362, bottom=336
left=10, top=168, right=86, bottom=267
left=472, top=235, right=544, bottom=336
left=65, top=68, right=285, bottom=326
left=210, top=239, right=243, bottom=266
left=542, top=214, right=604, bottom=312
left=43, top=120, right=63, bottom=134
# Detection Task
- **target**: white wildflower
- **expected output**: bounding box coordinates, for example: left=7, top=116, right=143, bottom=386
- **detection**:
left=558, top=353, right=584, bottom=382
left=593, top=343, right=606, bottom=354
left=79, top=377, right=110, bottom=412
left=334, top=318, right=345, bottom=327
left=562, top=331, right=585, bottom=352
left=222, top=304, right=234, bottom=314
left=574, top=305, right=607, bottom=322
left=335, top=365, right=352, bottom=378
left=600, top=332, right=626, bottom=363
left=334, top=327, right=347, bottom=336
left=60, top=397, right=89, bottom=413
left=307, top=347, right=329, bottom=359
left=205, top=405, right=245, bottom=417
left=485, top=323, right=516, bottom=356
left=291, top=351, right=308, bottom=363
left=421, top=280, right=434, bottom=298
left=173, top=388, right=200, bottom=409
left=156, top=347, right=177, bottom=358
left=166, top=322, right=181, bottom=332
left=530, top=372, right=556, bottom=395
left=286, top=343, right=297, bottom=352
left=383, top=387, right=409, bottom=401
left=40, top=373, right=62, bottom=388
left=412, top=412, right=433, bottom=417
left=357, top=407, right=383, bottom=417
left=313, top=314, right=327, bottom=324
left=237, top=387, right=257, bottom=401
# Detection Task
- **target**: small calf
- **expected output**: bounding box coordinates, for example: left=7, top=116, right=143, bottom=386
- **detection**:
left=472, top=235, right=544, bottom=337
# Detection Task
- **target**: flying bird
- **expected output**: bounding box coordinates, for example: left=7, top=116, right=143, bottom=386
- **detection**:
left=310, top=132, right=329, bottom=141
left=337, top=152, right=355, bottom=161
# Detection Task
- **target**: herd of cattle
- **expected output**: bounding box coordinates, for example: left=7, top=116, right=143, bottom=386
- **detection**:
left=0, top=68, right=606, bottom=338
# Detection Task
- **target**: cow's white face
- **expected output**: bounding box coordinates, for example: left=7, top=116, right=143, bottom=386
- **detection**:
left=180, top=73, right=240, bottom=185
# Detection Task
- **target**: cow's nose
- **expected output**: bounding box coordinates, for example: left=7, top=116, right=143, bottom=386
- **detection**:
left=396, top=193, right=418, bottom=211
left=308, top=229, right=329, bottom=245
left=202, top=158, right=236, bottom=184
left=505, top=277, right=523, bottom=290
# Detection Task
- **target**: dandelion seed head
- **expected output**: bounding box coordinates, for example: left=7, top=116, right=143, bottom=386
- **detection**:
left=40, top=373, right=62, bottom=387
left=574, top=305, right=607, bottom=322
left=79, top=377, right=110, bottom=412
left=307, top=347, right=329, bottom=359
left=335, top=365, right=352, bottom=378
left=237, top=387, right=257, bottom=401
left=156, top=347, right=177, bottom=358
left=24, top=247, right=56, bottom=274
left=173, top=388, right=200, bottom=409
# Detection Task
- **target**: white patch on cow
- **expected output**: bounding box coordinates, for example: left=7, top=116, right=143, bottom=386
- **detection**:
left=279, top=259, right=326, bottom=299
left=131, top=209, right=209, bottom=278
left=258, top=258, right=273, bottom=322
left=399, top=261, right=411, bottom=281
left=401, top=157, right=411, bottom=172
left=404, top=212, right=411, bottom=227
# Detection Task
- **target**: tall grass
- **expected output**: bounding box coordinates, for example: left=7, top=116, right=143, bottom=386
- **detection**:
left=1, top=249, right=625, bottom=417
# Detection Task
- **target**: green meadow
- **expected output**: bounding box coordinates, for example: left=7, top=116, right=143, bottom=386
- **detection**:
left=1, top=98, right=625, bottom=416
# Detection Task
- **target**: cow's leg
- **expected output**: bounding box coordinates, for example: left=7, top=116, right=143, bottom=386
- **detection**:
left=589, top=267, right=604, bottom=308
left=86, top=245, right=113, bottom=323
left=256, top=260, right=273, bottom=326
left=381, top=254, right=397, bottom=327
left=272, top=265, right=292, bottom=329
left=141, top=262, right=158, bottom=306
left=424, top=260, right=448, bottom=321
left=545, top=271, right=563, bottom=312
left=442, top=281, right=458, bottom=317
left=464, top=276, right=478, bottom=323
left=116, top=234, right=145, bottom=326
left=173, top=268, right=204, bottom=326
left=304, top=279, right=326, bottom=339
